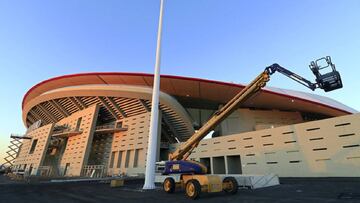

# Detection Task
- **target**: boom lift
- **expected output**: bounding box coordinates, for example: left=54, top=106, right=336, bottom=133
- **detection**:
left=162, top=56, right=342, bottom=199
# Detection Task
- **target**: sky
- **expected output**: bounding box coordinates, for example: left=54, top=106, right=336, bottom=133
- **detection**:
left=0, top=0, right=360, bottom=164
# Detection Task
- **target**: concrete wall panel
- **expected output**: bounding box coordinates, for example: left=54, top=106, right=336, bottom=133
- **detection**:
left=58, top=105, right=99, bottom=176
left=109, top=112, right=152, bottom=175
left=13, top=123, right=53, bottom=175
left=171, top=113, right=360, bottom=177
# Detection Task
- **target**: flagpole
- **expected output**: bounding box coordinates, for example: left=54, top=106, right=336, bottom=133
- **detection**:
left=143, top=0, right=164, bottom=190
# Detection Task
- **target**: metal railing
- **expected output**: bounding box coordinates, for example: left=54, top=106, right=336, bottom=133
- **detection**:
left=53, top=124, right=69, bottom=132
left=95, top=124, right=128, bottom=131
left=81, top=165, right=106, bottom=178
left=53, top=128, right=82, bottom=134
left=37, top=166, right=53, bottom=177
left=95, top=124, right=116, bottom=130
left=52, top=127, right=83, bottom=137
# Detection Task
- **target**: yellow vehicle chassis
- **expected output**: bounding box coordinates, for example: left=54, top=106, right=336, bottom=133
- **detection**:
left=163, top=174, right=238, bottom=199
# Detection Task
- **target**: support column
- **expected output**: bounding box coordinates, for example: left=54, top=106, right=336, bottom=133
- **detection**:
left=210, top=157, right=214, bottom=175
left=224, top=155, right=229, bottom=174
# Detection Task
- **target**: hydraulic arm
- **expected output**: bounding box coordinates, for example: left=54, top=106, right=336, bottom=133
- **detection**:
left=169, top=71, right=270, bottom=161
left=164, top=56, right=342, bottom=175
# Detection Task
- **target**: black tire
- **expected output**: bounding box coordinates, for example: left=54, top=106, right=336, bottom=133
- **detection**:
left=223, top=177, right=238, bottom=194
left=185, top=179, right=201, bottom=200
left=163, top=177, right=176, bottom=193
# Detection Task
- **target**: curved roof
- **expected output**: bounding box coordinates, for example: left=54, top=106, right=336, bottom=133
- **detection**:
left=23, top=72, right=356, bottom=119
left=23, top=84, right=195, bottom=141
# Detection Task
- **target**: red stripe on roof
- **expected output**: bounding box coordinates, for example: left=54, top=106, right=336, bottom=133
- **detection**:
left=22, top=72, right=352, bottom=115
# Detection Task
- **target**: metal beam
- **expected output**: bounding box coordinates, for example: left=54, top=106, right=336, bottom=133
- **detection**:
left=161, top=125, right=176, bottom=143
left=97, top=96, right=118, bottom=120
left=30, top=110, right=43, bottom=122
left=50, top=100, right=70, bottom=117
left=161, top=111, right=180, bottom=142
left=10, top=135, right=32, bottom=139
left=31, top=109, right=51, bottom=124
left=139, top=99, right=151, bottom=112
left=37, top=104, right=57, bottom=123
left=27, top=114, right=36, bottom=124
left=74, top=97, right=87, bottom=109
left=48, top=100, right=66, bottom=118
left=106, top=97, right=127, bottom=118
left=69, top=97, right=83, bottom=111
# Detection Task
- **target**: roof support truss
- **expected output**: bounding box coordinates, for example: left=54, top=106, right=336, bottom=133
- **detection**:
left=30, top=109, right=44, bottom=123
left=49, top=100, right=68, bottom=118
left=27, top=114, right=36, bottom=124
left=97, top=96, right=119, bottom=120
left=161, top=111, right=180, bottom=142
left=74, top=97, right=87, bottom=109
left=37, top=104, right=57, bottom=123
left=161, top=125, right=176, bottom=143
left=69, top=97, right=83, bottom=111
left=107, top=97, right=127, bottom=118
left=139, top=99, right=150, bottom=112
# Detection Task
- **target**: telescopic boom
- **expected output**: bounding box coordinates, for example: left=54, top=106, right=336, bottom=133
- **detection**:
left=169, top=56, right=342, bottom=161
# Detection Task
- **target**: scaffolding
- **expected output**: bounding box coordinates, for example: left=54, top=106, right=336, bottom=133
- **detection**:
left=2, top=134, right=31, bottom=168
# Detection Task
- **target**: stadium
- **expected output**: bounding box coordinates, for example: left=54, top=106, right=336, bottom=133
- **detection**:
left=8, top=72, right=360, bottom=178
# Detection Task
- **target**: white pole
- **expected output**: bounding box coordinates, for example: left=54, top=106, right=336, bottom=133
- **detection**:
left=143, top=0, right=164, bottom=190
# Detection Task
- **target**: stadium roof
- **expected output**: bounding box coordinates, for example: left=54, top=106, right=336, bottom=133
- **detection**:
left=23, top=72, right=356, bottom=116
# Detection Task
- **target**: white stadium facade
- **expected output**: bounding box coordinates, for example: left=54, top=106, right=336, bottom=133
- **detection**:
left=7, top=72, right=360, bottom=178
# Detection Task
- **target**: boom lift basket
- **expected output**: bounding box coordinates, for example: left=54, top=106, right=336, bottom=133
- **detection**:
left=310, top=56, right=343, bottom=92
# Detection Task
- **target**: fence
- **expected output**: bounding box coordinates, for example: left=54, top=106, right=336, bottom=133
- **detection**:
left=81, top=165, right=106, bottom=178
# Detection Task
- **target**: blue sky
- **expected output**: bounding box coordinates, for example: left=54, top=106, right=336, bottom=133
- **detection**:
left=1, top=0, right=359, bottom=163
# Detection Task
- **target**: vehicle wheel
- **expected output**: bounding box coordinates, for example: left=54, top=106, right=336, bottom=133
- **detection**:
left=223, top=177, right=238, bottom=194
left=185, top=179, right=201, bottom=200
left=163, top=177, right=176, bottom=193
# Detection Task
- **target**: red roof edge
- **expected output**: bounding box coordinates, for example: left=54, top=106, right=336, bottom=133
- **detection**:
left=22, top=72, right=352, bottom=115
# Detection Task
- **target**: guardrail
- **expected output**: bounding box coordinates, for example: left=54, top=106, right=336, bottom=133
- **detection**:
left=38, top=166, right=52, bottom=177
left=52, top=128, right=83, bottom=137
left=82, top=165, right=106, bottom=178
left=95, top=124, right=117, bottom=130
left=52, top=128, right=82, bottom=134
left=95, top=124, right=128, bottom=131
